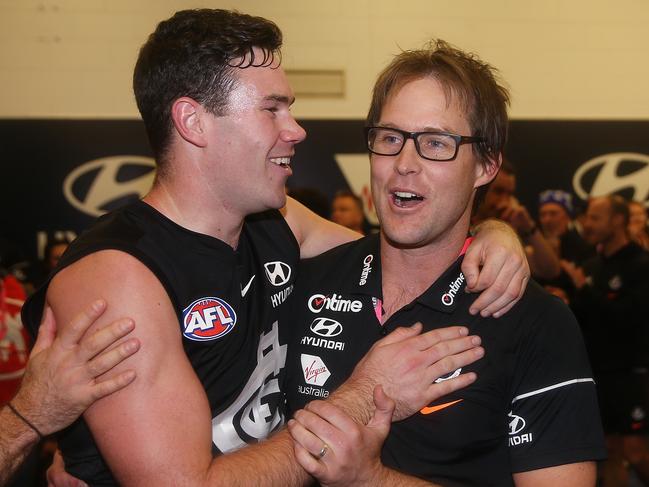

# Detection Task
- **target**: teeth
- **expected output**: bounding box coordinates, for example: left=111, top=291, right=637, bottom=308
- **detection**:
left=394, top=191, right=420, bottom=199
left=270, top=157, right=291, bottom=167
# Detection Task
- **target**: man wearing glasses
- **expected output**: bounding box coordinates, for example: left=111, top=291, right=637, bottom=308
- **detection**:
left=26, top=10, right=533, bottom=487
left=286, top=40, right=606, bottom=486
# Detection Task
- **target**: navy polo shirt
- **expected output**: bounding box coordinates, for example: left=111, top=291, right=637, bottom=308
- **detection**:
left=285, top=233, right=606, bottom=487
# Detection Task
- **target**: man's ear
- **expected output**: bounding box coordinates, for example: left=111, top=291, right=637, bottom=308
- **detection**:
left=474, top=152, right=502, bottom=189
left=170, top=97, right=208, bottom=148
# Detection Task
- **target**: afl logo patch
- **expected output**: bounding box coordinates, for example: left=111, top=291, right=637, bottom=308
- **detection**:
left=182, top=297, right=237, bottom=342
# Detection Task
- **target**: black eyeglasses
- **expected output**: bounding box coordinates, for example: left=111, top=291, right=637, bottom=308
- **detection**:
left=365, top=126, right=485, bottom=162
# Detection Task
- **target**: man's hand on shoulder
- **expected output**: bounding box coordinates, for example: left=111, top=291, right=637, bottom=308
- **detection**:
left=12, top=299, right=139, bottom=436
left=464, top=219, right=530, bottom=318
left=46, top=250, right=214, bottom=486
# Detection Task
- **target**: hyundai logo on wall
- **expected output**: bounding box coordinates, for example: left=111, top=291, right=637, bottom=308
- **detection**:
left=573, top=153, right=649, bottom=205
left=63, top=156, right=156, bottom=217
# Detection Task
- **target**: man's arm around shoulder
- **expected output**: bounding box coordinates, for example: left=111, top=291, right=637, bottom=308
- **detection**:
left=282, top=196, right=361, bottom=258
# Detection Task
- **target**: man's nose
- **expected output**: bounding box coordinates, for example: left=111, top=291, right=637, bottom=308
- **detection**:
left=394, top=139, right=422, bottom=175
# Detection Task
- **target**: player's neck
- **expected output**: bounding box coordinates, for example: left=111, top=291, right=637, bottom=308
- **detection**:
left=380, top=229, right=466, bottom=316
left=144, top=179, right=244, bottom=249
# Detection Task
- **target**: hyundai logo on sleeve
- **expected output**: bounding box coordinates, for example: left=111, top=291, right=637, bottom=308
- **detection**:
left=508, top=411, right=533, bottom=446
left=508, top=412, right=526, bottom=435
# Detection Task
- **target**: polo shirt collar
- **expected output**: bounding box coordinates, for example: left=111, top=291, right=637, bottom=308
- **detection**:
left=344, top=234, right=471, bottom=313
left=343, top=233, right=383, bottom=299
left=416, top=253, right=467, bottom=313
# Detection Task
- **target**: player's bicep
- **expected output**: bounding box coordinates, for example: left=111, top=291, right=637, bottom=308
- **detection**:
left=47, top=251, right=213, bottom=486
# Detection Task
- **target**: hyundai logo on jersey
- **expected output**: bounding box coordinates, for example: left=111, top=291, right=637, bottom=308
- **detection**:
left=264, top=261, right=292, bottom=286
left=310, top=317, right=343, bottom=337
left=182, top=297, right=237, bottom=341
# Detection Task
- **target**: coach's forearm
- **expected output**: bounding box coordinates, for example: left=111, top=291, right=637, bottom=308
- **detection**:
left=326, top=376, right=375, bottom=425
left=367, top=465, right=442, bottom=487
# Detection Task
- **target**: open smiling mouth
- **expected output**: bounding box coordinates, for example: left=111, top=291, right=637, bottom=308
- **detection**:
left=392, top=191, right=424, bottom=208
left=269, top=157, right=291, bottom=168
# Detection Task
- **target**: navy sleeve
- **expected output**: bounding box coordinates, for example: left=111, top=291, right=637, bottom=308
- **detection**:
left=508, top=296, right=607, bottom=472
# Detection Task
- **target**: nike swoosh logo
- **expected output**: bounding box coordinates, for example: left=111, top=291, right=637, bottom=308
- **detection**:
left=241, top=275, right=256, bottom=297
left=420, top=399, right=463, bottom=415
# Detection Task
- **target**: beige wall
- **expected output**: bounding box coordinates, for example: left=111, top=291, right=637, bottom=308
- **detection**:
left=1, top=0, right=648, bottom=119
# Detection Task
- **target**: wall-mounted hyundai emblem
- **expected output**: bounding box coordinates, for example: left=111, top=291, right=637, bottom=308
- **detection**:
left=264, top=261, right=291, bottom=286
left=63, top=156, right=156, bottom=217
left=310, top=317, right=343, bottom=338
left=573, top=152, right=649, bottom=205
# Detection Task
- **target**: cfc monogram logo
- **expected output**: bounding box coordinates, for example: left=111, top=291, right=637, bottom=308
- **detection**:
left=212, top=322, right=287, bottom=452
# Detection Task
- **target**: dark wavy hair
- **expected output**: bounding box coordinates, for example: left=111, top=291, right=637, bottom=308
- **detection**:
left=367, top=39, right=510, bottom=169
left=133, top=9, right=283, bottom=165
